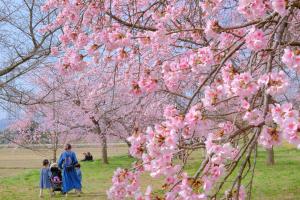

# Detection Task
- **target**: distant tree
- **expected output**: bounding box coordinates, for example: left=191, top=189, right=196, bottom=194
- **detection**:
left=16, top=66, right=167, bottom=164
left=0, top=0, right=59, bottom=112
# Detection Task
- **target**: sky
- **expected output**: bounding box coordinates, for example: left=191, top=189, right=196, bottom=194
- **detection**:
left=0, top=108, right=5, bottom=119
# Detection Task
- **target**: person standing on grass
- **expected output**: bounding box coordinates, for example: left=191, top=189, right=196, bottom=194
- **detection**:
left=39, top=159, right=53, bottom=198
left=58, top=143, right=82, bottom=197
left=74, top=163, right=82, bottom=193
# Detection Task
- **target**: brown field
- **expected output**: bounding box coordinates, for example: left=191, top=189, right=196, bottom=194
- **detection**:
left=0, top=144, right=128, bottom=178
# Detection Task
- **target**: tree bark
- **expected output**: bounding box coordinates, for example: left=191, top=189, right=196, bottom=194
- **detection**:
left=52, top=133, right=58, bottom=163
left=91, top=117, right=109, bottom=164
left=101, top=133, right=109, bottom=164
left=124, top=139, right=133, bottom=158
left=266, top=147, right=275, bottom=165
left=52, top=148, right=57, bottom=163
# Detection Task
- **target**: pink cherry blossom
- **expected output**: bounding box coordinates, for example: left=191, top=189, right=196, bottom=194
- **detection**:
left=204, top=20, right=220, bottom=39
left=259, top=126, right=282, bottom=148
left=241, top=99, right=250, bottom=110
left=231, top=72, right=259, bottom=97
left=243, top=109, right=264, bottom=126
left=258, top=71, right=288, bottom=96
left=225, top=185, right=246, bottom=200
left=197, top=47, right=215, bottom=67
left=107, top=168, right=141, bottom=200
left=51, top=47, right=59, bottom=56
left=238, top=0, right=268, bottom=19
left=245, top=28, right=267, bottom=51
left=218, top=121, right=235, bottom=135
left=271, top=0, right=288, bottom=16
left=202, top=85, right=224, bottom=110
left=219, top=32, right=235, bottom=48
left=270, top=103, right=293, bottom=124
left=185, top=103, right=203, bottom=128
left=282, top=48, right=300, bottom=73
left=127, top=134, right=146, bottom=159
left=178, top=173, right=207, bottom=200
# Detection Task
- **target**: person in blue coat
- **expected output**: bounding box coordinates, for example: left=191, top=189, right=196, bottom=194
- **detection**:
left=58, top=143, right=82, bottom=196
left=74, top=163, right=82, bottom=192
left=39, top=159, right=53, bottom=198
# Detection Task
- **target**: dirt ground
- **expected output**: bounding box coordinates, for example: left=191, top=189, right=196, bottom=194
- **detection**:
left=0, top=144, right=128, bottom=178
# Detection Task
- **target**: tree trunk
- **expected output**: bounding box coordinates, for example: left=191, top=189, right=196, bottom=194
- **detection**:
left=52, top=134, right=58, bottom=163
left=101, top=133, right=109, bottom=164
left=91, top=117, right=109, bottom=164
left=125, top=139, right=133, bottom=158
left=266, top=147, right=275, bottom=165
left=52, top=148, right=57, bottom=163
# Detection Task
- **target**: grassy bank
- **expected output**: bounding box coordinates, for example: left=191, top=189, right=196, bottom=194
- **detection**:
left=0, top=156, right=134, bottom=200
left=0, top=148, right=300, bottom=199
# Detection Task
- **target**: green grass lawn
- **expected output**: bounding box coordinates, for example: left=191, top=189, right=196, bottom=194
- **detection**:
left=0, top=156, right=134, bottom=200
left=0, top=148, right=300, bottom=200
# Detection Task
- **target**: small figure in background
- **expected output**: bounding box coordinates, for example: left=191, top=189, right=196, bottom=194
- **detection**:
left=86, top=152, right=93, bottom=161
left=74, top=163, right=82, bottom=193
left=81, top=152, right=93, bottom=161
left=39, top=159, right=53, bottom=198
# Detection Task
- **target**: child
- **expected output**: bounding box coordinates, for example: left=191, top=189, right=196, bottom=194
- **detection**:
left=74, top=163, right=82, bottom=193
left=50, top=163, right=63, bottom=194
left=39, top=159, right=52, bottom=198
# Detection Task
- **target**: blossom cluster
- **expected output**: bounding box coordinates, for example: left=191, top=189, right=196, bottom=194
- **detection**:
left=282, top=48, right=300, bottom=73
left=270, top=103, right=300, bottom=146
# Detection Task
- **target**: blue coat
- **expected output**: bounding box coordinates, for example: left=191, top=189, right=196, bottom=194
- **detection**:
left=76, top=168, right=82, bottom=183
left=58, top=151, right=82, bottom=193
left=39, top=167, right=51, bottom=189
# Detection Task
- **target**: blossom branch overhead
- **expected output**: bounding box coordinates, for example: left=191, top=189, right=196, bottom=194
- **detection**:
left=38, top=0, right=300, bottom=199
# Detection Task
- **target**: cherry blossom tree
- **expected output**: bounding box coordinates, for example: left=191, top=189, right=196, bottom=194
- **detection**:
left=15, top=65, right=167, bottom=164
left=41, top=0, right=300, bottom=199
left=9, top=83, right=73, bottom=162
left=0, top=0, right=61, bottom=160
left=0, top=0, right=59, bottom=108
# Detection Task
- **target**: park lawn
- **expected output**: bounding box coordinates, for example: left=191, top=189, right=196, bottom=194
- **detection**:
left=183, top=147, right=300, bottom=200
left=0, top=156, right=135, bottom=200
left=1, top=147, right=300, bottom=200
left=249, top=147, right=300, bottom=200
